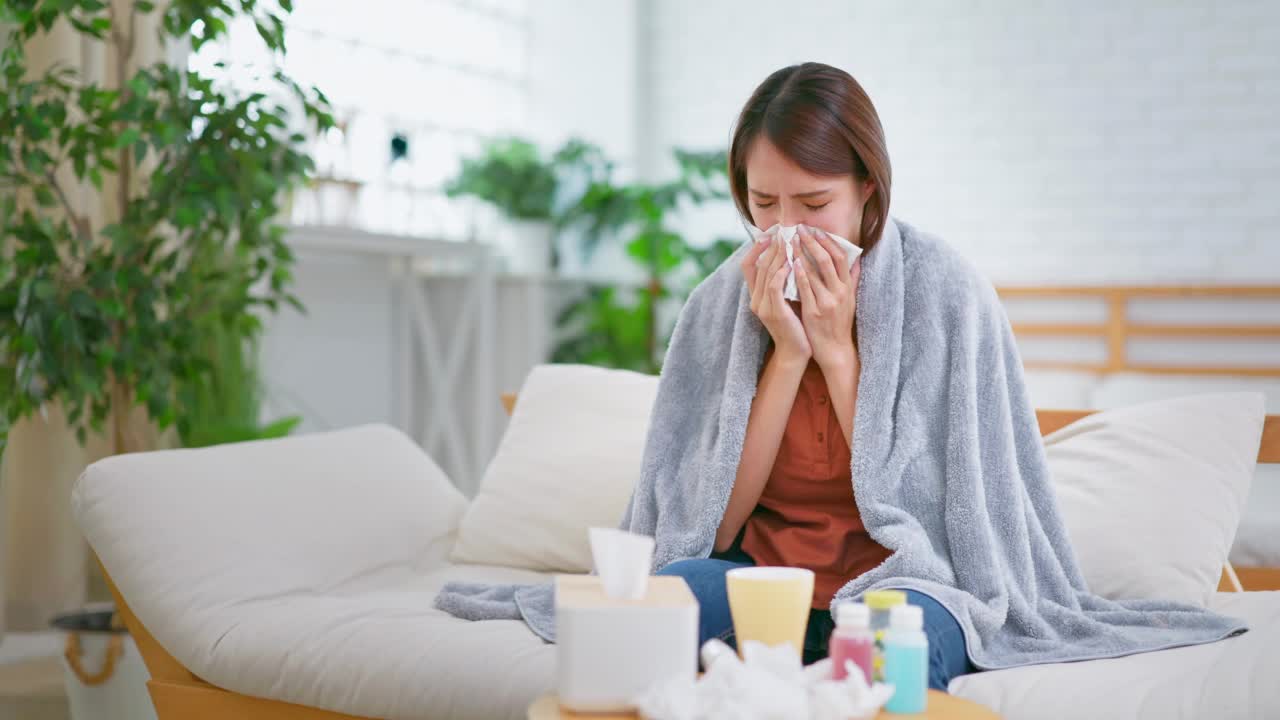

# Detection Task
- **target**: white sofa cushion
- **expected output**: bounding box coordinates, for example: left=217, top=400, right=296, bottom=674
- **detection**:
left=1091, top=374, right=1280, bottom=568
left=1044, top=393, right=1264, bottom=606
left=949, top=590, right=1280, bottom=720
left=450, top=364, right=658, bottom=572
left=189, top=562, right=558, bottom=720
left=72, top=426, right=474, bottom=709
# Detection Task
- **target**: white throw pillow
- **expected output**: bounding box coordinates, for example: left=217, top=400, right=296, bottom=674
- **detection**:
left=1045, top=392, right=1264, bottom=606
left=450, top=364, right=658, bottom=572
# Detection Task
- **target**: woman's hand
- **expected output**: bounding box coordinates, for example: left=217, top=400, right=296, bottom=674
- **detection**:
left=793, top=225, right=860, bottom=373
left=742, top=234, right=811, bottom=362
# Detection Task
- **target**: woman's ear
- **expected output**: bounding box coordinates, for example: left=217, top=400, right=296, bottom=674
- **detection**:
left=860, top=180, right=876, bottom=204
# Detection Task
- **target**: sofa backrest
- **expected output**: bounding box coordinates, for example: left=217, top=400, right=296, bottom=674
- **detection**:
left=73, top=424, right=467, bottom=648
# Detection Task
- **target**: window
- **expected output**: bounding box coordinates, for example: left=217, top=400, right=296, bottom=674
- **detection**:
left=191, top=0, right=531, bottom=238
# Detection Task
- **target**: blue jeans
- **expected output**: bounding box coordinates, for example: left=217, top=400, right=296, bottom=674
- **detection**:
left=657, top=550, right=977, bottom=691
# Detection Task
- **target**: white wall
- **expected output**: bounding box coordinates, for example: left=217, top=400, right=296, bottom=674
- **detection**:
left=640, top=0, right=1280, bottom=284
left=526, top=0, right=639, bottom=168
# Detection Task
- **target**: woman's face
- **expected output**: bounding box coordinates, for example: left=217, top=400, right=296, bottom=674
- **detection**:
left=743, top=136, right=872, bottom=245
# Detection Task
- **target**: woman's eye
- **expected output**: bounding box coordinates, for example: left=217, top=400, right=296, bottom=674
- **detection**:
left=805, top=202, right=830, bottom=211
left=754, top=202, right=775, bottom=209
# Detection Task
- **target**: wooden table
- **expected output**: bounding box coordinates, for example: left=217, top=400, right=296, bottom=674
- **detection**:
left=528, top=689, right=1001, bottom=718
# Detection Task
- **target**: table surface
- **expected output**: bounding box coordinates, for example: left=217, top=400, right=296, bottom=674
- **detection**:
left=528, top=689, right=1001, bottom=719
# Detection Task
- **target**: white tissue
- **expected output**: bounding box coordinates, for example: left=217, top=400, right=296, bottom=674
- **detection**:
left=633, top=639, right=894, bottom=720
left=588, top=527, right=655, bottom=600
left=747, top=224, right=862, bottom=302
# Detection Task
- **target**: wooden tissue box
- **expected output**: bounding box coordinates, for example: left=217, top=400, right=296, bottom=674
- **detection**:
left=555, top=575, right=698, bottom=713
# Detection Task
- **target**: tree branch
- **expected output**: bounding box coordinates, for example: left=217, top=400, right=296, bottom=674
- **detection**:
left=43, top=168, right=92, bottom=244
left=126, top=3, right=138, bottom=59
left=108, top=0, right=136, bottom=221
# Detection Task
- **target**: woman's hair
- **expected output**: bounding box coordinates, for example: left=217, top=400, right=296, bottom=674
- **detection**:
left=728, top=62, right=892, bottom=252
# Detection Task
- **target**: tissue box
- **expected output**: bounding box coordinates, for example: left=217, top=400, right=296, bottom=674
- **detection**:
left=555, top=575, right=698, bottom=713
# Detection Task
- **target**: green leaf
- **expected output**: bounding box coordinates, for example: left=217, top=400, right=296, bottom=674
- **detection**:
left=34, top=185, right=56, bottom=207
left=32, top=279, right=55, bottom=301
left=22, top=148, right=50, bottom=174
left=174, top=205, right=199, bottom=227
left=115, top=127, right=140, bottom=149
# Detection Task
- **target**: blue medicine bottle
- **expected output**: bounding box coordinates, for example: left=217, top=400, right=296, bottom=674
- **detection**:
left=883, top=604, right=928, bottom=714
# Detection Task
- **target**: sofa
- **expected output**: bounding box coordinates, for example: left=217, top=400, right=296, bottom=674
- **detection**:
left=73, top=364, right=1280, bottom=719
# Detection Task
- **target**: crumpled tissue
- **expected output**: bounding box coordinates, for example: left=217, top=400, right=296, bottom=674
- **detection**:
left=746, top=224, right=862, bottom=302
left=633, top=638, right=894, bottom=720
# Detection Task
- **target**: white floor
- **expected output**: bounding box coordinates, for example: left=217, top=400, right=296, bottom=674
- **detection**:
left=0, top=632, right=68, bottom=720
left=0, top=632, right=62, bottom=664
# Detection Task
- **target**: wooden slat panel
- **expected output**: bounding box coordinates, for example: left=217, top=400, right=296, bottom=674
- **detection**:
left=1105, top=293, right=1128, bottom=372
left=1005, top=285, right=1280, bottom=377
left=1126, top=324, right=1280, bottom=338
left=1011, top=324, right=1105, bottom=337
left=1019, top=361, right=1110, bottom=374
left=1122, top=364, right=1280, bottom=378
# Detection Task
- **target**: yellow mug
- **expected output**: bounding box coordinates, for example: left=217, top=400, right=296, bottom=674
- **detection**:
left=725, top=567, right=815, bottom=658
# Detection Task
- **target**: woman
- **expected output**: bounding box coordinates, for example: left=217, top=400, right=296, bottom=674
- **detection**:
left=435, top=62, right=1244, bottom=691
left=654, top=62, right=974, bottom=689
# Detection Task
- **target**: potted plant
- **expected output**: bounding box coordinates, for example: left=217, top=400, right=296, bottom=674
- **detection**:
left=445, top=136, right=604, bottom=274
left=0, top=1, right=331, bottom=717
left=552, top=148, right=739, bottom=372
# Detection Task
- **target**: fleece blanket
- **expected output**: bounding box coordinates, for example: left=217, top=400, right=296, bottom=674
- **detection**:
left=435, top=217, right=1247, bottom=669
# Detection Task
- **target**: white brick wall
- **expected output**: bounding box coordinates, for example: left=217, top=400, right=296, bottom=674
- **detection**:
left=527, top=0, right=639, bottom=169
left=639, top=0, right=1280, bottom=284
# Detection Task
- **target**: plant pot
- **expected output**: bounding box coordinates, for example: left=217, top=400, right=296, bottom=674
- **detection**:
left=51, top=604, right=157, bottom=720
left=494, top=219, right=556, bottom=275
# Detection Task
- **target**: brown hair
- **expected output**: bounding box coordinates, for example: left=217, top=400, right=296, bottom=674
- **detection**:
left=728, top=62, right=892, bottom=252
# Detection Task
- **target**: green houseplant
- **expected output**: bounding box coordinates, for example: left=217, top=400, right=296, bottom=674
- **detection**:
left=0, top=0, right=332, bottom=454
left=0, top=2, right=330, bottom=712
left=445, top=136, right=607, bottom=273
left=445, top=136, right=559, bottom=221
left=552, top=148, right=739, bottom=373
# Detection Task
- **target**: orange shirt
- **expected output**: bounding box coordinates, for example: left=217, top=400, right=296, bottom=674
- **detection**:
left=740, top=345, right=893, bottom=609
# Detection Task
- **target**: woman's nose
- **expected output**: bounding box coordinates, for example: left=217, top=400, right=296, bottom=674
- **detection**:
left=778, top=205, right=808, bottom=228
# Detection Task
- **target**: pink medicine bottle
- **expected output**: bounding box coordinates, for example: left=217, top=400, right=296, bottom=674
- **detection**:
left=829, top=601, right=875, bottom=682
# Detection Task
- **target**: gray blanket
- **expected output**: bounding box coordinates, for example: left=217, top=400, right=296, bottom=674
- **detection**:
left=434, top=217, right=1247, bottom=669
